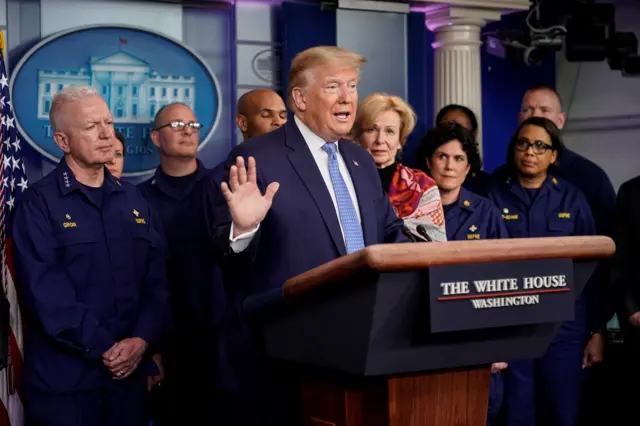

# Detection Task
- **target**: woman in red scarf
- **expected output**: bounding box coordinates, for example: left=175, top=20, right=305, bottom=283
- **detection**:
left=351, top=93, right=446, bottom=242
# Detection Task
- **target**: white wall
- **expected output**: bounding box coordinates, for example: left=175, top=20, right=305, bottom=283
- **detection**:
left=556, top=0, right=640, bottom=191
left=234, top=1, right=281, bottom=144
left=0, top=0, right=6, bottom=27
left=40, top=0, right=182, bottom=40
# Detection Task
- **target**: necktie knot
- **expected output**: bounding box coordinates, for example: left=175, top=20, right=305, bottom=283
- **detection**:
left=322, top=142, right=338, bottom=156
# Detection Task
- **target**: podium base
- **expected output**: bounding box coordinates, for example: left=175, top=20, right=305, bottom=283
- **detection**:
left=302, top=365, right=491, bottom=426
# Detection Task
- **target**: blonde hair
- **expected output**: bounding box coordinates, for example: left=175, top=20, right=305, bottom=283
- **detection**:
left=50, top=85, right=101, bottom=132
left=352, top=93, right=416, bottom=146
left=287, top=46, right=366, bottom=109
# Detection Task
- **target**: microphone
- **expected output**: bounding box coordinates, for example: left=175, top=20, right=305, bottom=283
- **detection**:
left=416, top=225, right=433, bottom=242
left=402, top=226, right=419, bottom=242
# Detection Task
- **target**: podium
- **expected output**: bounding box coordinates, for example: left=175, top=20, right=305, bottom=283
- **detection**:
left=244, top=236, right=615, bottom=426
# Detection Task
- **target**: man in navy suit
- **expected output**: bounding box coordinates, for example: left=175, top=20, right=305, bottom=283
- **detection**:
left=212, top=45, right=406, bottom=425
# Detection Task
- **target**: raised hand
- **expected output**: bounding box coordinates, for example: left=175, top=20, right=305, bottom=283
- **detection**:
left=221, top=156, right=279, bottom=237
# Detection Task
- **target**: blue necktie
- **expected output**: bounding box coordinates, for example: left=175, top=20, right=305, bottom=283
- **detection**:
left=321, top=142, right=364, bottom=254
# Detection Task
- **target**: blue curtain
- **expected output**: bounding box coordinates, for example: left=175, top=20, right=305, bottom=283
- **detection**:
left=481, top=11, right=556, bottom=172
left=278, top=1, right=337, bottom=116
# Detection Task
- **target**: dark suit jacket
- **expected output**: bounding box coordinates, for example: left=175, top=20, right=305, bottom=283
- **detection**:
left=209, top=121, right=406, bottom=424
left=213, top=119, right=406, bottom=299
left=614, top=176, right=640, bottom=320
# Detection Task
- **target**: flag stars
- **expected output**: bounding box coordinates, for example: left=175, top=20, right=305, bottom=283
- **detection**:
left=11, top=138, right=20, bottom=152
left=10, top=156, right=20, bottom=171
left=0, top=74, right=8, bottom=89
left=17, top=177, right=28, bottom=192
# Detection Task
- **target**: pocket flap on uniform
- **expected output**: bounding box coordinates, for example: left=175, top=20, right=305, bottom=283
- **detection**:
left=131, top=226, right=152, bottom=242
left=547, top=218, right=575, bottom=233
left=53, top=228, right=98, bottom=246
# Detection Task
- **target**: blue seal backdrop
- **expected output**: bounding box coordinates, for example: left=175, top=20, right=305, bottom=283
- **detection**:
left=10, top=25, right=222, bottom=177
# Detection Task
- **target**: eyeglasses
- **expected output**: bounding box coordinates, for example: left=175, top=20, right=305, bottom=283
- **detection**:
left=514, top=138, right=554, bottom=154
left=155, top=120, right=203, bottom=132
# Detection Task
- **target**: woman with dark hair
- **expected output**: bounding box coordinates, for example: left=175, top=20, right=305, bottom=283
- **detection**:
left=107, top=130, right=126, bottom=178
left=417, top=122, right=506, bottom=241
left=489, top=117, right=599, bottom=426
left=436, top=104, right=492, bottom=196
left=417, top=122, right=507, bottom=425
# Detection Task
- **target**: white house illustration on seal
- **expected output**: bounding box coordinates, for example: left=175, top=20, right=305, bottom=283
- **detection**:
left=36, top=50, right=196, bottom=123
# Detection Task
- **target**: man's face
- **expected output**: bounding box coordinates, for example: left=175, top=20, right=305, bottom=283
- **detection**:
left=151, top=104, right=199, bottom=158
left=237, top=91, right=287, bottom=140
left=519, top=89, right=566, bottom=129
left=295, top=63, right=358, bottom=141
left=54, top=95, right=115, bottom=167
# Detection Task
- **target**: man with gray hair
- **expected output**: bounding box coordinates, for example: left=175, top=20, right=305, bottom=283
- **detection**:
left=11, top=85, right=169, bottom=426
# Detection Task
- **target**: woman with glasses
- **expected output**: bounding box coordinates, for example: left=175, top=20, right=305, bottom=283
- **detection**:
left=488, top=117, right=597, bottom=426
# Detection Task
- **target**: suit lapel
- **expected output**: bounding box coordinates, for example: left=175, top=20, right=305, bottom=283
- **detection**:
left=340, top=141, right=377, bottom=247
left=285, top=122, right=347, bottom=256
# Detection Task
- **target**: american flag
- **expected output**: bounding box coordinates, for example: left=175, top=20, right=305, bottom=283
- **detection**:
left=0, top=47, right=25, bottom=426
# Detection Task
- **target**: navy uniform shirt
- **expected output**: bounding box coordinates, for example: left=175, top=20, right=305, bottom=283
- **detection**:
left=488, top=174, right=595, bottom=238
left=11, top=161, right=168, bottom=393
left=138, top=160, right=226, bottom=384
left=492, top=149, right=615, bottom=236
left=494, top=150, right=616, bottom=329
left=462, top=169, right=493, bottom=197
left=444, top=186, right=508, bottom=241
left=488, top=174, right=599, bottom=332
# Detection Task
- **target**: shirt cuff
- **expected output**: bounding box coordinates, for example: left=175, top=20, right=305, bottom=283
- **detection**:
left=83, top=327, right=116, bottom=361
left=229, top=223, right=259, bottom=253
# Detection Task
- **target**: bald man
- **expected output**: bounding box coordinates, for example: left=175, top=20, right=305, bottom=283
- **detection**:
left=236, top=89, right=287, bottom=141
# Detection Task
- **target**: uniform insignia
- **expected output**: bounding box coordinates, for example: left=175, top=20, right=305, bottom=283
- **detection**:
left=63, top=212, right=77, bottom=227
left=62, top=171, right=71, bottom=188
left=552, top=177, right=558, bottom=184
left=469, top=225, right=477, bottom=232
left=463, top=200, right=471, bottom=207
left=133, top=209, right=139, bottom=217
left=503, top=208, right=509, bottom=214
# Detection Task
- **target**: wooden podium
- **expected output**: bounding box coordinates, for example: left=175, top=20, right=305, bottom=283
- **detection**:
left=243, top=237, right=615, bottom=426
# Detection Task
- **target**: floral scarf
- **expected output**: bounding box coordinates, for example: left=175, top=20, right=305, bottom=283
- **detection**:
left=387, top=163, right=447, bottom=242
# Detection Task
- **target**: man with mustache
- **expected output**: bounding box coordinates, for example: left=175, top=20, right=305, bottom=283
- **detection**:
left=138, top=102, right=224, bottom=426
left=11, top=85, right=169, bottom=426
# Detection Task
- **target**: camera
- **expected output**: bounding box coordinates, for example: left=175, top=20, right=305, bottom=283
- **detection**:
left=484, top=0, right=640, bottom=77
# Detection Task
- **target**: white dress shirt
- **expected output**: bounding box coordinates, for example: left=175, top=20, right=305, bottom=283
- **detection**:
left=229, top=115, right=361, bottom=252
